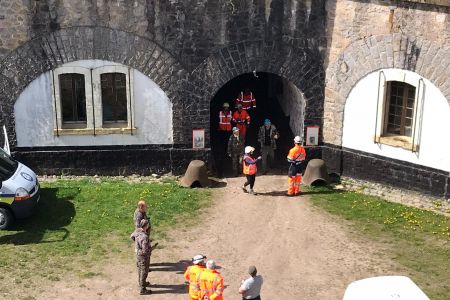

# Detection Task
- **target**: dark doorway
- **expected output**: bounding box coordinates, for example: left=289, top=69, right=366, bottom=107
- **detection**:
left=210, top=72, right=305, bottom=177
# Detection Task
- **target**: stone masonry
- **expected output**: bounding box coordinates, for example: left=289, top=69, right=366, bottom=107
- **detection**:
left=0, top=0, right=327, bottom=147
left=0, top=1, right=449, bottom=198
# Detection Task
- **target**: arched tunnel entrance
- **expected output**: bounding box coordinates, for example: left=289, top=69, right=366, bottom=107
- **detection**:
left=210, top=72, right=306, bottom=177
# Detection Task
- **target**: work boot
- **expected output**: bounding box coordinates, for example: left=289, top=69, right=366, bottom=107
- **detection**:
left=140, top=288, right=152, bottom=295
left=242, top=186, right=247, bottom=193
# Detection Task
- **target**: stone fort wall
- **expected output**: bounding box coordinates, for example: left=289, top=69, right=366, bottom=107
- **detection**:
left=0, top=1, right=449, bottom=196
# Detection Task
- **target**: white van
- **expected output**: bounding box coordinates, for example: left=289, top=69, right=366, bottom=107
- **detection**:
left=0, top=126, right=40, bottom=229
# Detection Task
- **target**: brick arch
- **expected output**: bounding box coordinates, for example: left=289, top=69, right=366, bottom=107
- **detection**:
left=180, top=39, right=325, bottom=144
left=324, top=33, right=450, bottom=145
left=0, top=26, right=187, bottom=146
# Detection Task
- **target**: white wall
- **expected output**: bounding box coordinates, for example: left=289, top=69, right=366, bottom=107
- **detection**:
left=14, top=60, right=173, bottom=147
left=278, top=79, right=306, bottom=137
left=343, top=68, right=450, bottom=172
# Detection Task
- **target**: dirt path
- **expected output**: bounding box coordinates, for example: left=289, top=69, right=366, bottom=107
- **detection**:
left=37, top=175, right=395, bottom=300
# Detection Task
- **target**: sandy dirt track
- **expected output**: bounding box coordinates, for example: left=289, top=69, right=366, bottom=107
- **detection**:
left=37, top=175, right=394, bottom=300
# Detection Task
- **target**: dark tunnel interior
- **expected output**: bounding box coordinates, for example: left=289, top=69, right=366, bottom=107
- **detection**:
left=210, top=72, right=299, bottom=177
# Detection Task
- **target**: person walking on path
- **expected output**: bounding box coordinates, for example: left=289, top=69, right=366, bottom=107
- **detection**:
left=134, top=200, right=150, bottom=233
left=232, top=104, right=251, bottom=142
left=257, top=119, right=279, bottom=174
left=287, top=136, right=306, bottom=196
left=228, top=127, right=245, bottom=177
left=197, top=260, right=224, bottom=300
left=242, top=146, right=261, bottom=195
left=130, top=219, right=152, bottom=295
left=184, top=254, right=207, bottom=300
left=238, top=265, right=263, bottom=300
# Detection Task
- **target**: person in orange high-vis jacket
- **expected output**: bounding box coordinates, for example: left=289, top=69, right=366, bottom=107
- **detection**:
left=197, top=260, right=224, bottom=300
left=287, top=136, right=306, bottom=196
left=218, top=102, right=233, bottom=133
left=242, top=146, right=261, bottom=195
left=235, top=88, right=256, bottom=111
left=184, top=254, right=207, bottom=300
left=232, top=104, right=250, bottom=141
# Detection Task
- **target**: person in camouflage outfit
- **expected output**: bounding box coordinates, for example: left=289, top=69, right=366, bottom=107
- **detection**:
left=134, top=200, right=151, bottom=232
left=227, top=127, right=245, bottom=176
left=130, top=219, right=152, bottom=295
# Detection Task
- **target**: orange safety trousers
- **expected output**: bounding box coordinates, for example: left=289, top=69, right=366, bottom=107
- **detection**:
left=288, top=174, right=302, bottom=195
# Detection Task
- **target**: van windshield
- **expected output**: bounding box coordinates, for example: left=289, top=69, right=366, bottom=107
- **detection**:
left=0, top=148, right=18, bottom=181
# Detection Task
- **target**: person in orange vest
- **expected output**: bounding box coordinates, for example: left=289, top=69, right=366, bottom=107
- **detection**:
left=287, top=136, right=306, bottom=196
left=217, top=102, right=233, bottom=177
left=235, top=88, right=256, bottom=111
left=197, top=260, right=224, bottom=300
left=242, top=146, right=261, bottom=195
left=232, top=104, right=250, bottom=141
left=184, top=254, right=207, bottom=300
left=218, top=102, right=233, bottom=134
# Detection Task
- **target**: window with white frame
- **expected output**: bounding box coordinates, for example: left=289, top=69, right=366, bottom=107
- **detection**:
left=51, top=64, right=134, bottom=135
left=374, top=71, right=424, bottom=152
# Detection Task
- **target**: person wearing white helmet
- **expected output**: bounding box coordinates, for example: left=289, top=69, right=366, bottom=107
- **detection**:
left=184, top=254, right=206, bottom=300
left=242, top=146, right=262, bottom=195
left=197, top=260, right=224, bottom=300
left=287, top=136, right=306, bottom=196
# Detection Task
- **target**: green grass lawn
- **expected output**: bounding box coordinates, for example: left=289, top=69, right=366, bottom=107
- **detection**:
left=0, top=178, right=211, bottom=298
left=307, top=186, right=450, bottom=300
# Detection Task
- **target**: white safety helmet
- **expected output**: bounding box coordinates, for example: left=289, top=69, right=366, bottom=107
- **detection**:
left=244, top=146, right=255, bottom=154
left=192, top=254, right=206, bottom=265
left=206, top=259, right=216, bottom=270
left=294, top=136, right=302, bottom=144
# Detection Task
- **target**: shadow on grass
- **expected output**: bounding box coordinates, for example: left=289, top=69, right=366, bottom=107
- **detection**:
left=0, top=187, right=76, bottom=245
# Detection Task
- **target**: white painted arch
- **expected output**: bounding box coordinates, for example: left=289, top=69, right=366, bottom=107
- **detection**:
left=14, top=60, right=173, bottom=147
left=343, top=68, right=450, bottom=172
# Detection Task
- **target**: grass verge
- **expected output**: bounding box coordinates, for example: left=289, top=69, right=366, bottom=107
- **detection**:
left=306, top=186, right=450, bottom=300
left=0, top=177, right=211, bottom=299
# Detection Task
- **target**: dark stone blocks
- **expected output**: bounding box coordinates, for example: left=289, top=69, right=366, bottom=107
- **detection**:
left=322, top=144, right=449, bottom=199
left=13, top=146, right=211, bottom=176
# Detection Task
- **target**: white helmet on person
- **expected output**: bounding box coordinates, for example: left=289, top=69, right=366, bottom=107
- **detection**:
left=206, top=260, right=216, bottom=270
left=192, top=254, right=206, bottom=265
left=244, top=146, right=255, bottom=154
left=294, top=136, right=302, bottom=144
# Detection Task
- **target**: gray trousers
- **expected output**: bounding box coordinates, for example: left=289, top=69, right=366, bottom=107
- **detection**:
left=261, top=145, right=274, bottom=173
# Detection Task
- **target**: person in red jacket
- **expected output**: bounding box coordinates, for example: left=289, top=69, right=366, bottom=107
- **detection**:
left=235, top=88, right=256, bottom=111
left=232, top=104, right=251, bottom=141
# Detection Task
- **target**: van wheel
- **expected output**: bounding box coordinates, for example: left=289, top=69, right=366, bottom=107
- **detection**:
left=0, top=208, right=13, bottom=230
